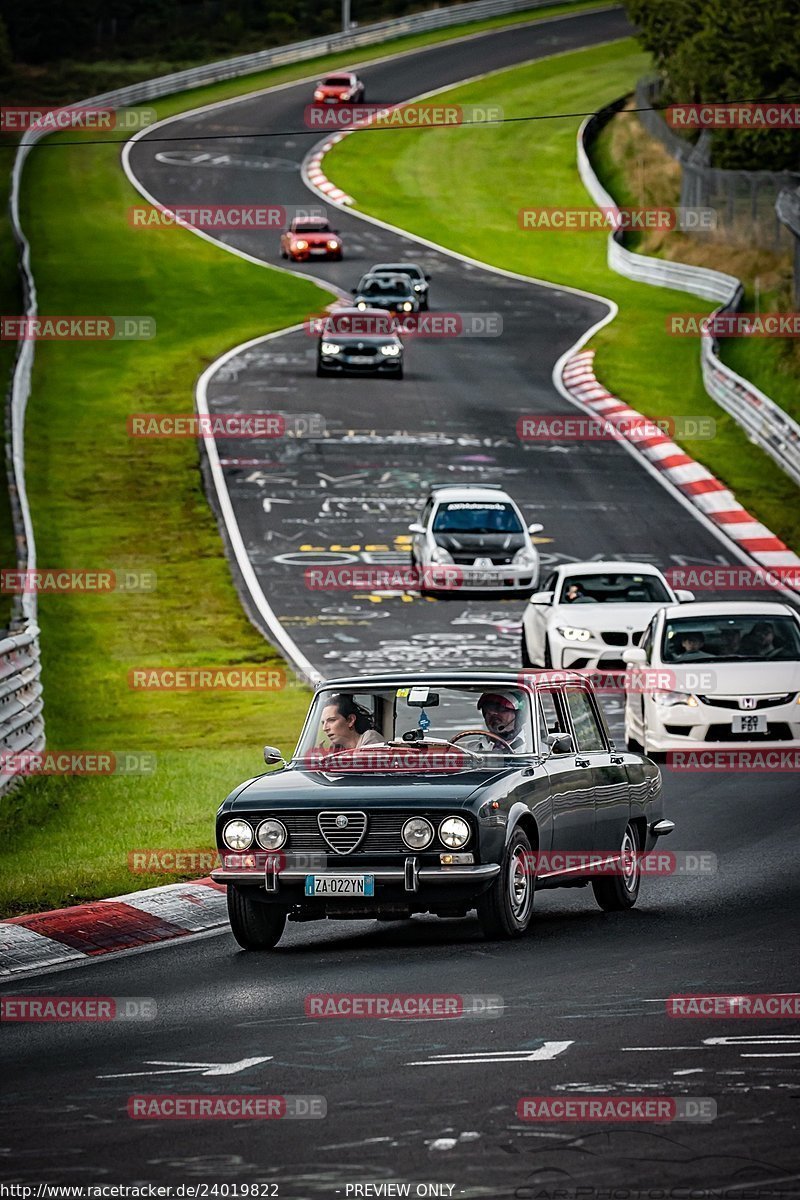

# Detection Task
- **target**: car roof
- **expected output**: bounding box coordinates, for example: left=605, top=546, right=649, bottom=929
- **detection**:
left=554, top=561, right=668, bottom=577
left=318, top=671, right=593, bottom=693
left=428, top=485, right=514, bottom=503
left=658, top=600, right=797, bottom=619
left=370, top=262, right=424, bottom=272
left=327, top=305, right=393, bottom=318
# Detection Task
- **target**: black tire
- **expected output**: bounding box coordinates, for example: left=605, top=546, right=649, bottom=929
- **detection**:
left=521, top=630, right=534, bottom=669
left=544, top=637, right=552, bottom=668
left=316, top=363, right=325, bottom=377
left=626, top=733, right=643, bottom=753
left=227, top=886, right=287, bottom=949
left=591, top=822, right=641, bottom=911
left=395, top=366, right=404, bottom=380
left=477, top=828, right=535, bottom=939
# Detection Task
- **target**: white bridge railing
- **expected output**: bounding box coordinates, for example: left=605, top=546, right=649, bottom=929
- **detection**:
left=577, top=102, right=800, bottom=489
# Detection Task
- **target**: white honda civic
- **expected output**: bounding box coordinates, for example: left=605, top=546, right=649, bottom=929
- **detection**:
left=521, top=561, right=694, bottom=669
left=622, top=600, right=800, bottom=754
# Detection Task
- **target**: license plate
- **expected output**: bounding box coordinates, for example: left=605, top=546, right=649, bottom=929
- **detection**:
left=731, top=713, right=767, bottom=734
left=305, top=874, right=375, bottom=897
left=310, top=248, right=327, bottom=254
left=347, top=355, right=374, bottom=364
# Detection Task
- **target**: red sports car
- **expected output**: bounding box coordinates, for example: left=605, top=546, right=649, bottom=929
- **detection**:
left=312, top=72, right=366, bottom=104
left=280, top=217, right=343, bottom=262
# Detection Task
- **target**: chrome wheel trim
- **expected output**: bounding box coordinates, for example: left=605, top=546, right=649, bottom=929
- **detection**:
left=620, top=826, right=639, bottom=893
left=508, top=846, right=533, bottom=922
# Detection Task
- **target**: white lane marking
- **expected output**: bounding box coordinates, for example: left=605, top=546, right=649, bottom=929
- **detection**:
left=740, top=1052, right=800, bottom=1058
left=99, top=1055, right=272, bottom=1079
left=622, top=1046, right=701, bottom=1051
left=704, top=1035, right=800, bottom=1045
left=408, top=1040, right=572, bottom=1066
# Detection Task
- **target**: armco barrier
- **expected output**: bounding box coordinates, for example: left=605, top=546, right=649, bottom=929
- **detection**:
left=5, top=0, right=577, bottom=791
left=577, top=101, right=800, bottom=490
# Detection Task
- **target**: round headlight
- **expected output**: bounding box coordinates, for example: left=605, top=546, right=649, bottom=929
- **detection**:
left=256, top=819, right=287, bottom=850
left=402, top=816, right=434, bottom=850
left=439, top=816, right=470, bottom=849
left=223, top=819, right=253, bottom=851
left=357, top=301, right=367, bottom=310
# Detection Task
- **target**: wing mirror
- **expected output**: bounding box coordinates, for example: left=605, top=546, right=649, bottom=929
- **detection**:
left=622, top=646, right=647, bottom=665
left=263, top=745, right=285, bottom=766
left=408, top=522, right=426, bottom=534
left=529, top=590, right=554, bottom=605
left=675, top=589, right=695, bottom=602
left=546, top=732, right=574, bottom=755
left=527, top=522, right=544, bottom=535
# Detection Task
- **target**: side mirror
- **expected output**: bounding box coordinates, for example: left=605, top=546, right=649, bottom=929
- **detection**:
left=408, top=522, right=426, bottom=535
left=546, top=732, right=574, bottom=755
left=350, top=286, right=358, bottom=293
left=675, top=589, right=695, bottom=603
left=622, top=646, right=647, bottom=665
left=529, top=590, right=554, bottom=605
left=263, top=745, right=284, bottom=766
left=527, top=522, right=544, bottom=535
left=424, top=273, right=431, bottom=280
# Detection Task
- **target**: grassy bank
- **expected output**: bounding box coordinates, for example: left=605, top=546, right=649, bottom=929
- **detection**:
left=323, top=38, right=800, bottom=551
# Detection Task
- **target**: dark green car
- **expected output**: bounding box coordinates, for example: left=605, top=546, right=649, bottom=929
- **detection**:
left=212, top=672, right=673, bottom=949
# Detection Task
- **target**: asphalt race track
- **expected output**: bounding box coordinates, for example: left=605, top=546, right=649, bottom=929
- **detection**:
left=3, top=8, right=799, bottom=1197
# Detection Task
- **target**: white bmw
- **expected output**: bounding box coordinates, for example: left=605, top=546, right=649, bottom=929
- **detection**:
left=409, top=485, right=542, bottom=592
left=521, top=561, right=694, bottom=669
left=622, top=600, right=800, bottom=754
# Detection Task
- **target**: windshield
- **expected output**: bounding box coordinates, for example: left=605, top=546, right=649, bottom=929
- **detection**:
left=433, top=502, right=523, bottom=534
left=293, top=684, right=535, bottom=768
left=324, top=76, right=351, bottom=86
left=560, top=573, right=671, bottom=604
left=362, top=278, right=410, bottom=296
left=662, top=614, right=800, bottom=663
left=293, top=220, right=330, bottom=233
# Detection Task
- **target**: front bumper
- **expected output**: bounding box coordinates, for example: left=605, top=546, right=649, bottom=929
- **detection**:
left=555, top=635, right=643, bottom=670
left=644, top=699, right=800, bottom=751
left=318, top=355, right=402, bottom=374
left=429, top=564, right=538, bottom=591
left=212, top=862, right=500, bottom=888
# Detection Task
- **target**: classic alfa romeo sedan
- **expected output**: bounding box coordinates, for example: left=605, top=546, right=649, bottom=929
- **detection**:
left=212, top=673, right=673, bottom=949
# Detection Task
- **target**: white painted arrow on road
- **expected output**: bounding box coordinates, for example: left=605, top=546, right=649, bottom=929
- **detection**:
left=407, top=1041, right=573, bottom=1066
left=99, top=1056, right=272, bottom=1080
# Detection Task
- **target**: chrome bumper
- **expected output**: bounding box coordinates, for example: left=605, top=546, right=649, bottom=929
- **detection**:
left=211, top=861, right=501, bottom=891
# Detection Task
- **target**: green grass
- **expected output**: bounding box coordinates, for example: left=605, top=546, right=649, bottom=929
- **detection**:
left=0, top=0, right=607, bottom=916
left=324, top=38, right=800, bottom=552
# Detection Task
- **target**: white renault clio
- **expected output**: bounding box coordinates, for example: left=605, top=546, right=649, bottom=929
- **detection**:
left=521, top=561, right=694, bottom=669
left=622, top=600, right=800, bottom=754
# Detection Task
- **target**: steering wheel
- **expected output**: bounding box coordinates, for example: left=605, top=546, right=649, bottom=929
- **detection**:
left=450, top=729, right=514, bottom=752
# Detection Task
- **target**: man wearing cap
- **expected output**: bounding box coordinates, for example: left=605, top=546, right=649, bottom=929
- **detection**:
left=476, top=691, right=528, bottom=752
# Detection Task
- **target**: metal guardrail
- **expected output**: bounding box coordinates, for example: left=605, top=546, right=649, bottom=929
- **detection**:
left=577, top=102, right=800, bottom=490
left=5, top=0, right=578, bottom=792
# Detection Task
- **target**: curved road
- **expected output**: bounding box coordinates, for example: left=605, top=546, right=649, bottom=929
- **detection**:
left=3, top=9, right=799, bottom=1198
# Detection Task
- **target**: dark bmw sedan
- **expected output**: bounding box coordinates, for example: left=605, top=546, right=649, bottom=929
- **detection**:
left=316, top=306, right=404, bottom=378
left=212, top=672, right=674, bottom=949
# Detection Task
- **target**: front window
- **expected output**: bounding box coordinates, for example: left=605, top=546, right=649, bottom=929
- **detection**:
left=432, top=502, right=523, bottom=534
left=294, top=684, right=536, bottom=768
left=293, top=220, right=330, bottom=233
left=324, top=76, right=352, bottom=86
left=559, top=573, right=671, bottom=604
left=661, top=614, right=800, bottom=663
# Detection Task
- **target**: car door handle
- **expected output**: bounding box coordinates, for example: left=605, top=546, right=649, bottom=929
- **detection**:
left=575, top=757, right=591, bottom=768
